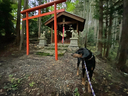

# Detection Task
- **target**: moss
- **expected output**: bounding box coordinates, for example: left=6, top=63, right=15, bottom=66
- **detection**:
left=36, top=52, right=53, bottom=56
left=58, top=53, right=64, bottom=57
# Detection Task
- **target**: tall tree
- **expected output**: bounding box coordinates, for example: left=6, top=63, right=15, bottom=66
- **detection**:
left=105, top=0, right=113, bottom=58
left=116, top=0, right=128, bottom=73
left=16, top=0, right=21, bottom=45
left=19, top=0, right=28, bottom=50
left=97, top=0, right=103, bottom=56
left=0, top=0, right=14, bottom=38
left=84, top=0, right=90, bottom=47
left=38, top=0, right=42, bottom=38
left=103, top=0, right=109, bottom=57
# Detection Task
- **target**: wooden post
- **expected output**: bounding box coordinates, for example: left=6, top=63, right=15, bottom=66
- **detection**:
left=77, top=22, right=79, bottom=34
left=54, top=3, right=58, bottom=60
left=26, top=12, right=29, bottom=55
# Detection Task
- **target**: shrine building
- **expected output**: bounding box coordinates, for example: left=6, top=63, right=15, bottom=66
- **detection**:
left=44, top=11, right=86, bottom=44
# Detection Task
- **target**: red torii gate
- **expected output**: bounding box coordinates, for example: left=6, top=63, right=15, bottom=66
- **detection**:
left=21, top=0, right=66, bottom=60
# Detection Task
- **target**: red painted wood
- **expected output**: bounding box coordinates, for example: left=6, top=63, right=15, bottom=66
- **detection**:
left=21, top=0, right=66, bottom=14
left=22, top=9, right=65, bottom=21
left=26, top=12, right=29, bottom=55
left=54, top=3, right=58, bottom=60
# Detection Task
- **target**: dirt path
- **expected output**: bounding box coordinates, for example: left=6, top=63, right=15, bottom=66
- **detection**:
left=0, top=48, right=128, bottom=96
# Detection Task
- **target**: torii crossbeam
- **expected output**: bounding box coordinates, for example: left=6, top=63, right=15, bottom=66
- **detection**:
left=21, top=0, right=66, bottom=60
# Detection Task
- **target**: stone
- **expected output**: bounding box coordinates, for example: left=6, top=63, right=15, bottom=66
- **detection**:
left=38, top=32, right=47, bottom=47
left=68, top=30, right=79, bottom=50
left=68, top=38, right=79, bottom=50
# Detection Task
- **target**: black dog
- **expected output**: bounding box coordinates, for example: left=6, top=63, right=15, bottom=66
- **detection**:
left=71, top=48, right=95, bottom=92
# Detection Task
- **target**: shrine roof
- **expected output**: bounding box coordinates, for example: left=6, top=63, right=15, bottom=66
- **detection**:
left=44, top=11, right=86, bottom=32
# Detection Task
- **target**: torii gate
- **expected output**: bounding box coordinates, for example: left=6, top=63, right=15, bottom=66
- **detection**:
left=21, top=0, right=66, bottom=60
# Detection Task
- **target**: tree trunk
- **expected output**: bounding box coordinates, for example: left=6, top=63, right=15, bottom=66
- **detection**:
left=119, top=20, right=122, bottom=42
left=16, top=0, right=21, bottom=46
left=103, top=0, right=108, bottom=57
left=116, top=19, right=122, bottom=59
left=38, top=0, right=42, bottom=38
left=116, top=0, right=128, bottom=73
left=97, top=0, right=103, bottom=57
left=105, top=0, right=113, bottom=58
left=84, top=0, right=89, bottom=47
left=94, top=20, right=98, bottom=42
left=19, top=0, right=28, bottom=50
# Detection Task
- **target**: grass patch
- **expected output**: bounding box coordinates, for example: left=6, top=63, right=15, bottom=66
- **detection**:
left=58, top=53, right=64, bottom=57
left=4, top=74, right=23, bottom=91
left=36, top=52, right=53, bottom=56
left=36, top=52, right=65, bottom=57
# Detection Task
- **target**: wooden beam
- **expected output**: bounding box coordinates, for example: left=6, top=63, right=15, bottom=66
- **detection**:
left=58, top=21, right=77, bottom=25
left=62, top=12, right=84, bottom=22
left=22, top=9, right=65, bottom=21
left=21, top=0, right=66, bottom=14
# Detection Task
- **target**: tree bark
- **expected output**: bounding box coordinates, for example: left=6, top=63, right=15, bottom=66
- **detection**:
left=103, top=0, right=108, bottom=57
left=116, top=0, right=128, bottom=73
left=19, top=0, right=28, bottom=50
left=105, top=0, right=113, bottom=58
left=38, top=0, right=42, bottom=38
left=84, top=0, right=89, bottom=47
left=16, top=0, right=21, bottom=46
left=97, top=0, right=103, bottom=57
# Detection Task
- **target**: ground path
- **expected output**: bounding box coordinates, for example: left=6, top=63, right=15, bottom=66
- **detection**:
left=0, top=45, right=128, bottom=96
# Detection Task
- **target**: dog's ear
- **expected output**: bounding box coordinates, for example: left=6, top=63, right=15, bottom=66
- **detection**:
left=82, top=48, right=90, bottom=58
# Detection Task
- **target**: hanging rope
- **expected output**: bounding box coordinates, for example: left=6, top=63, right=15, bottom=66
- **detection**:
left=84, top=61, right=96, bottom=96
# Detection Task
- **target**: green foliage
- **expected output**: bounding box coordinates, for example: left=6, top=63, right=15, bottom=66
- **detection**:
left=108, top=47, right=118, bottom=60
left=4, top=74, right=22, bottom=91
left=10, top=2, right=18, bottom=26
left=66, top=0, right=79, bottom=12
left=87, top=28, right=96, bottom=46
left=58, top=53, right=64, bottom=57
left=29, top=81, right=35, bottom=87
left=36, top=52, right=53, bottom=56
left=0, top=0, right=15, bottom=37
left=29, top=18, right=38, bottom=38
left=73, top=88, right=80, bottom=96
left=45, top=29, right=51, bottom=44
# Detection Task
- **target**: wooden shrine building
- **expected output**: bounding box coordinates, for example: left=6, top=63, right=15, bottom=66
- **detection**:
left=45, top=11, right=85, bottom=43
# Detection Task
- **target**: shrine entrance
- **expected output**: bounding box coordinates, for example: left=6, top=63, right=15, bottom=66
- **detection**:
left=20, top=0, right=66, bottom=60
left=44, top=11, right=85, bottom=44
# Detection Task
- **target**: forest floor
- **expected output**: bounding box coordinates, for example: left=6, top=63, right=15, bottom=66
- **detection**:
left=0, top=43, right=128, bottom=96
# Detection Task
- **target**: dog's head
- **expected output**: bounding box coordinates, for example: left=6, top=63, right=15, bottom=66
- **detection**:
left=71, top=48, right=90, bottom=58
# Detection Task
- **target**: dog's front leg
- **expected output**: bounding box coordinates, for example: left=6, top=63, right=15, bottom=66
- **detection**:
left=88, top=82, right=91, bottom=93
left=77, top=58, right=81, bottom=76
left=82, top=60, right=85, bottom=85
